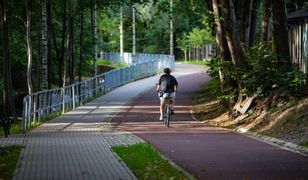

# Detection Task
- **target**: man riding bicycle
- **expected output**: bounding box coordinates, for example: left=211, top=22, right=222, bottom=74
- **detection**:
left=156, top=68, right=178, bottom=121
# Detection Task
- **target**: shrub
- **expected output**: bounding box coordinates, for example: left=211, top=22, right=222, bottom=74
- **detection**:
left=206, top=42, right=306, bottom=99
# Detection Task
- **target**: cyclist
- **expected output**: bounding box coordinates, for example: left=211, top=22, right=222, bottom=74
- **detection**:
left=156, top=68, right=178, bottom=121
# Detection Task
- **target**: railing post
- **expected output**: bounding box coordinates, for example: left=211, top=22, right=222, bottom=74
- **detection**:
left=62, top=88, right=65, bottom=114
left=22, top=52, right=176, bottom=132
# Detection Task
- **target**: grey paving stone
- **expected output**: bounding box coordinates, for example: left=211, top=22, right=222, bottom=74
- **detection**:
left=10, top=75, right=163, bottom=180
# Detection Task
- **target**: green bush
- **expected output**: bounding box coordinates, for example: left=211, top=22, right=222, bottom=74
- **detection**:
left=243, top=42, right=279, bottom=96
left=244, top=42, right=306, bottom=97
left=205, top=58, right=238, bottom=101
left=206, top=42, right=307, bottom=99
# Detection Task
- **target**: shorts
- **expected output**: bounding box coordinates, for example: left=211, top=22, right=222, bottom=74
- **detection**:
left=158, top=92, right=176, bottom=104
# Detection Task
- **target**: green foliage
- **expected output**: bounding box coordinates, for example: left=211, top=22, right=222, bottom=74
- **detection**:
left=205, top=58, right=238, bottom=101
left=188, top=28, right=214, bottom=48
left=112, top=143, right=187, bottom=179
left=243, top=42, right=306, bottom=97
left=0, top=146, right=22, bottom=180
left=91, top=59, right=112, bottom=65
left=243, top=42, right=279, bottom=96
left=206, top=42, right=307, bottom=99
left=300, top=141, right=308, bottom=147
left=278, top=66, right=307, bottom=97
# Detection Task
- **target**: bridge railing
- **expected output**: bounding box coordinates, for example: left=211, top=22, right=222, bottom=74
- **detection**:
left=22, top=53, right=174, bottom=131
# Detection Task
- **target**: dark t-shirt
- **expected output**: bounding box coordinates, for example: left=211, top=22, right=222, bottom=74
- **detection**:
left=158, top=74, right=178, bottom=92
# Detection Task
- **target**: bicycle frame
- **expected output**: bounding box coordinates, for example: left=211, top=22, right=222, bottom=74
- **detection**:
left=163, top=96, right=173, bottom=127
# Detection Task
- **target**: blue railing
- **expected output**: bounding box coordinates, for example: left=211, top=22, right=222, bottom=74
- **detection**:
left=22, top=53, right=174, bottom=131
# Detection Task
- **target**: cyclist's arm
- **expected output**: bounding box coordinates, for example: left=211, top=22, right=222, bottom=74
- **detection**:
left=156, top=84, right=160, bottom=92
left=174, top=77, right=178, bottom=92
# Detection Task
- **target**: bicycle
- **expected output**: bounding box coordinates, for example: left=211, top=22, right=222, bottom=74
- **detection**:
left=163, top=94, right=173, bottom=127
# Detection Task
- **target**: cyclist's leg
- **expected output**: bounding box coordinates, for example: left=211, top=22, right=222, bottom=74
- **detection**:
left=159, top=94, right=165, bottom=120
left=170, top=92, right=176, bottom=114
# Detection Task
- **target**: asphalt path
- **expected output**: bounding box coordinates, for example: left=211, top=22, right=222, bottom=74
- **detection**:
left=111, top=64, right=308, bottom=180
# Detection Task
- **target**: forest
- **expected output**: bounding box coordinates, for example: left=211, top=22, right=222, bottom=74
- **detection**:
left=1, top=0, right=307, bottom=121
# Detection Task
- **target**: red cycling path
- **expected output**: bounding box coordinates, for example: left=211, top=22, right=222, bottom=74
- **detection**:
left=111, top=64, right=308, bottom=180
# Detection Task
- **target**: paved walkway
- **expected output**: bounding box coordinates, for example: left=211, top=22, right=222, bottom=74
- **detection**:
left=1, top=71, right=165, bottom=180
left=112, top=64, right=308, bottom=179
left=1, top=64, right=307, bottom=180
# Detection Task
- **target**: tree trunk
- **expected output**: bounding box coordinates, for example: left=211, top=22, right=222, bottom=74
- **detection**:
left=79, top=1, right=84, bottom=82
left=221, top=0, right=248, bottom=71
left=261, top=0, right=271, bottom=42
left=91, top=0, right=98, bottom=76
left=293, top=0, right=304, bottom=10
left=170, top=0, right=174, bottom=56
left=61, top=0, right=67, bottom=87
left=36, top=14, right=41, bottom=91
left=239, top=0, right=253, bottom=46
left=1, top=0, right=17, bottom=119
left=132, top=5, right=136, bottom=54
left=212, top=0, right=232, bottom=91
left=212, top=0, right=230, bottom=60
left=47, top=1, right=61, bottom=87
left=68, top=0, right=74, bottom=84
left=271, top=0, right=291, bottom=69
left=119, top=6, right=124, bottom=62
left=26, top=0, right=33, bottom=95
left=249, top=0, right=260, bottom=46
left=41, top=0, right=48, bottom=90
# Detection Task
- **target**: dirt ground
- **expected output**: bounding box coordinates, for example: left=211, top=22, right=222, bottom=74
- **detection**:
left=192, top=92, right=308, bottom=146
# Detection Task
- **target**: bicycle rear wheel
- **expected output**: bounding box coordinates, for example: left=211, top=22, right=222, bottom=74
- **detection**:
left=165, top=106, right=170, bottom=127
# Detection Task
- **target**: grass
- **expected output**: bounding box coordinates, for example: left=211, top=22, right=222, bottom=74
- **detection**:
left=91, top=59, right=127, bottom=68
left=0, top=145, right=22, bottom=180
left=0, top=120, right=23, bottom=137
left=112, top=143, right=188, bottom=180
left=176, top=60, right=209, bottom=65
left=96, top=59, right=112, bottom=65
left=300, top=141, right=308, bottom=147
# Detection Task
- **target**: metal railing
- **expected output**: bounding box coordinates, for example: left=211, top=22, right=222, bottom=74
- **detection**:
left=23, top=53, right=174, bottom=131
left=100, top=52, right=176, bottom=65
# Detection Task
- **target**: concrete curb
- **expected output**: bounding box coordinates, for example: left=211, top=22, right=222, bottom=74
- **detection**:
left=155, top=146, right=196, bottom=180
left=190, top=110, right=308, bottom=156
left=235, top=128, right=308, bottom=156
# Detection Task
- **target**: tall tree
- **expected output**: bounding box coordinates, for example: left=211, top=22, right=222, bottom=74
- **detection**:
left=47, top=1, right=61, bottom=87
left=91, top=0, right=98, bottom=76
left=271, top=0, right=291, bottom=69
left=132, top=4, right=136, bottom=54
left=212, top=0, right=231, bottom=90
left=221, top=0, right=248, bottom=71
left=1, top=0, right=17, bottom=119
left=79, top=0, right=84, bottom=82
left=169, top=0, right=174, bottom=55
left=249, top=0, right=260, bottom=45
left=41, top=0, right=48, bottom=89
left=212, top=0, right=230, bottom=60
left=61, top=0, right=67, bottom=87
left=261, top=0, right=271, bottom=42
left=68, top=0, right=75, bottom=84
left=26, top=0, right=33, bottom=95
left=238, top=0, right=253, bottom=46
left=119, top=6, right=124, bottom=61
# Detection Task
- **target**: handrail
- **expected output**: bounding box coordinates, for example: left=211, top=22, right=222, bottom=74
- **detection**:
left=22, top=53, right=174, bottom=131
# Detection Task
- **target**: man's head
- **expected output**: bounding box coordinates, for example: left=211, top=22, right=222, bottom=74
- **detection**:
left=164, top=68, right=171, bottom=74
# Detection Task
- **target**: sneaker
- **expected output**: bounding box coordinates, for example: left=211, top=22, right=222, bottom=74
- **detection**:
left=159, top=115, right=164, bottom=121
